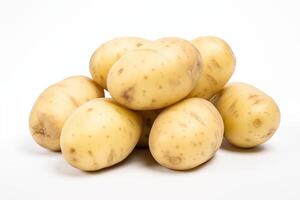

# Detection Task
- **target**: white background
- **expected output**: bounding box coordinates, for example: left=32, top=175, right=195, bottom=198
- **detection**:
left=1, top=0, right=300, bottom=199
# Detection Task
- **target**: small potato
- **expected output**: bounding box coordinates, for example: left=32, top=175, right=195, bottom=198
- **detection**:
left=149, top=98, right=224, bottom=170
left=60, top=99, right=142, bottom=171
left=89, top=37, right=150, bottom=89
left=137, top=110, right=161, bottom=148
left=29, top=76, right=104, bottom=151
left=188, top=36, right=236, bottom=99
left=107, top=37, right=202, bottom=110
left=211, top=83, right=281, bottom=148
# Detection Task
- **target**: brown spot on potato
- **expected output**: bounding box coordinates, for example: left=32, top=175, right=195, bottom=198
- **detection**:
left=175, top=145, right=180, bottom=149
left=107, top=149, right=115, bottom=164
left=67, top=94, right=79, bottom=107
left=122, top=85, right=135, bottom=101
left=71, top=158, right=77, bottom=162
left=70, top=148, right=76, bottom=154
left=144, top=75, right=148, bottom=80
left=253, top=118, right=262, bottom=128
left=245, top=138, right=251, bottom=142
left=206, top=74, right=218, bottom=86
left=106, top=135, right=110, bottom=138
left=164, top=154, right=182, bottom=165
left=151, top=99, right=156, bottom=103
left=211, top=58, right=221, bottom=69
left=190, top=112, right=206, bottom=126
left=88, top=150, right=93, bottom=156
left=136, top=42, right=143, bottom=47
left=159, top=85, right=163, bottom=89
left=87, top=108, right=93, bottom=112
left=118, top=68, right=124, bottom=74
left=266, top=128, right=276, bottom=137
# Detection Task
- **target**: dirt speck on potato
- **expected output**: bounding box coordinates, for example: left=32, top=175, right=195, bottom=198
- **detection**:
left=70, top=148, right=76, bottom=154
left=144, top=75, right=148, bottom=80
left=87, top=108, right=93, bottom=112
left=88, top=150, right=93, bottom=156
left=118, top=68, right=124, bottom=74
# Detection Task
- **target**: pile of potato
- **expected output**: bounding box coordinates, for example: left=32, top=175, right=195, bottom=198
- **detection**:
left=29, top=36, right=280, bottom=171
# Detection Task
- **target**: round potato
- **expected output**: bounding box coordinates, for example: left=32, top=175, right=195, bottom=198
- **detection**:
left=89, top=37, right=150, bottom=89
left=137, top=110, right=161, bottom=148
left=188, top=36, right=236, bottom=99
left=29, top=76, right=104, bottom=151
left=211, top=83, right=280, bottom=148
left=107, top=37, right=202, bottom=110
left=149, top=98, right=224, bottom=170
left=60, top=98, right=142, bottom=171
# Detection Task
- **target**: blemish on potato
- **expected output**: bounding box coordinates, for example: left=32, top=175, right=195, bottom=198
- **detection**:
left=88, top=150, right=93, bottom=156
left=136, top=42, right=143, bottom=47
left=71, top=158, right=77, bottom=162
left=70, top=148, right=76, bottom=154
left=164, top=154, right=182, bottom=165
left=245, top=138, right=251, bottom=142
left=67, top=94, right=79, bottom=107
left=107, top=149, right=115, bottom=164
left=211, top=58, right=221, bottom=69
left=87, top=108, right=93, bottom=112
left=121, top=85, right=135, bottom=101
left=118, top=68, right=124, bottom=74
left=158, top=85, right=163, bottom=89
left=189, top=112, right=206, bottom=126
left=206, top=74, right=218, bottom=86
left=144, top=75, right=148, bottom=80
left=175, top=145, right=180, bottom=149
left=151, top=99, right=156, bottom=103
left=253, top=118, right=262, bottom=128
left=106, top=135, right=110, bottom=138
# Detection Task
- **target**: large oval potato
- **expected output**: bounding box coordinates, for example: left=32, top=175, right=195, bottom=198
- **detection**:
left=29, top=76, right=104, bottom=151
left=107, top=37, right=202, bottom=110
left=89, top=37, right=150, bottom=89
left=60, top=99, right=142, bottom=171
left=137, top=110, right=161, bottom=148
left=149, top=98, right=224, bottom=170
left=211, top=83, right=280, bottom=148
left=188, top=36, right=235, bottom=99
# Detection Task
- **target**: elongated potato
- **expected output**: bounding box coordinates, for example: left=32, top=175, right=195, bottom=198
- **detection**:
left=137, top=110, right=161, bottom=148
left=107, top=37, right=202, bottom=110
left=149, top=98, right=224, bottom=170
left=211, top=83, right=280, bottom=148
left=60, top=99, right=142, bottom=171
left=188, top=36, right=235, bottom=99
left=29, top=76, right=104, bottom=151
left=89, top=37, right=150, bottom=89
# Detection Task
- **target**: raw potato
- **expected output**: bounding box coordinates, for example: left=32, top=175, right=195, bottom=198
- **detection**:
left=29, top=76, right=104, bottom=151
left=211, top=83, right=280, bottom=148
left=60, top=98, right=142, bottom=171
left=188, top=36, right=235, bottom=99
left=107, top=37, right=202, bottom=110
left=149, top=98, right=224, bottom=170
left=137, top=110, right=161, bottom=148
left=89, top=37, right=150, bottom=89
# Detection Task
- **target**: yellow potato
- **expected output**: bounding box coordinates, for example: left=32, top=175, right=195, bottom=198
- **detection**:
left=107, top=37, right=202, bottom=110
left=29, top=76, right=104, bottom=151
left=89, top=37, right=150, bottom=89
left=188, top=36, right=235, bottom=99
left=211, top=83, right=280, bottom=148
left=149, top=98, right=224, bottom=170
left=137, top=110, right=161, bottom=148
left=60, top=98, right=142, bottom=171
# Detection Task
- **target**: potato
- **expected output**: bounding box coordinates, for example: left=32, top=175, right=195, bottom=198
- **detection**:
left=211, top=83, right=280, bottom=148
left=29, top=76, right=104, bottom=151
left=89, top=37, right=150, bottom=89
left=149, top=98, right=224, bottom=170
left=137, top=110, right=161, bottom=148
left=60, top=98, right=142, bottom=171
left=107, top=37, right=202, bottom=110
left=188, top=36, right=235, bottom=99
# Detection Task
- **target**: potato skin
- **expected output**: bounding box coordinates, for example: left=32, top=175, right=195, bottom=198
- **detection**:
left=107, top=37, right=202, bottom=110
left=137, top=110, right=161, bottom=148
left=188, top=36, right=235, bottom=99
left=149, top=98, right=224, bottom=170
left=29, top=76, right=104, bottom=151
left=60, top=98, right=142, bottom=171
left=89, top=37, right=150, bottom=89
left=211, top=83, right=281, bottom=148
